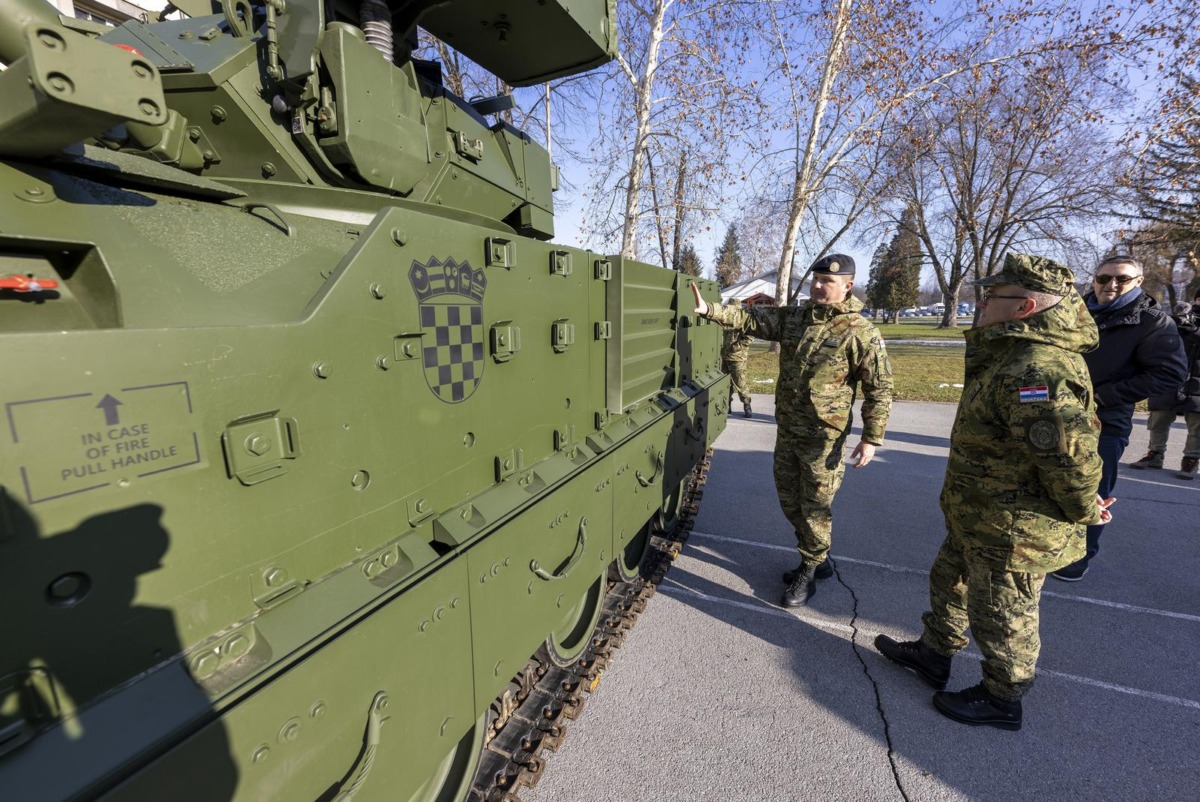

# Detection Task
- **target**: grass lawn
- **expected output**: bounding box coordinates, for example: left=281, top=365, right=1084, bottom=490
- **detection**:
left=870, top=319, right=970, bottom=340
left=743, top=341, right=967, bottom=403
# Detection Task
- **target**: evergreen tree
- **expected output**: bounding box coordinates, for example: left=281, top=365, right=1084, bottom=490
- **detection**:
left=675, top=243, right=703, bottom=277
left=865, top=242, right=894, bottom=319
left=890, top=205, right=923, bottom=315
left=866, top=207, right=924, bottom=323
left=714, top=224, right=744, bottom=289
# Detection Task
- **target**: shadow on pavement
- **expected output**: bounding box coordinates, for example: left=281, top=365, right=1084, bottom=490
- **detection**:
left=676, top=409, right=1200, bottom=801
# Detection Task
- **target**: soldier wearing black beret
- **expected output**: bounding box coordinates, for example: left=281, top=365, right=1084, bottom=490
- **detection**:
left=692, top=254, right=893, bottom=607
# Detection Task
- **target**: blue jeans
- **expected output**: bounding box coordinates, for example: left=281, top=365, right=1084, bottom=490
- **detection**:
left=1084, top=433, right=1128, bottom=561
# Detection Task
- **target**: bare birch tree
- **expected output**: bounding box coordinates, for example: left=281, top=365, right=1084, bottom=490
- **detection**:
left=755, top=0, right=1153, bottom=313
left=579, top=0, right=755, bottom=262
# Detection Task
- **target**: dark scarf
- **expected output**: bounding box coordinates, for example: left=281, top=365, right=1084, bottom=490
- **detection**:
left=1086, top=286, right=1143, bottom=314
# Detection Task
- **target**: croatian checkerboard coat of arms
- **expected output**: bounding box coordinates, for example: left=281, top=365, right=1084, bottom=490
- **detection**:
left=409, top=257, right=487, bottom=403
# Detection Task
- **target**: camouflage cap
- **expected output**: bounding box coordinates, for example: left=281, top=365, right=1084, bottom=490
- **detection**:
left=972, top=252, right=1075, bottom=296
left=811, top=253, right=855, bottom=277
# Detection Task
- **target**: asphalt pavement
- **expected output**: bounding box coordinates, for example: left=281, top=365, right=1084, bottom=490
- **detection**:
left=525, top=397, right=1200, bottom=802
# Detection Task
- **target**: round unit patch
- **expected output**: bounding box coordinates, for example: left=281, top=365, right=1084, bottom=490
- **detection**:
left=1026, top=418, right=1061, bottom=451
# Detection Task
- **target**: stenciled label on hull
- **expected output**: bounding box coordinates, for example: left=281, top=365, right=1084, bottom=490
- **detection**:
left=409, top=257, right=487, bottom=404
left=5, top=381, right=201, bottom=504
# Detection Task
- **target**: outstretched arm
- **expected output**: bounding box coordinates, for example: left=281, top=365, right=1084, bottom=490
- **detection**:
left=690, top=282, right=785, bottom=341
left=690, top=282, right=709, bottom=317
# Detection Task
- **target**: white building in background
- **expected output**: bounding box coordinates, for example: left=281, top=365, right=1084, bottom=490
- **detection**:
left=46, top=0, right=154, bottom=26
left=720, top=270, right=810, bottom=305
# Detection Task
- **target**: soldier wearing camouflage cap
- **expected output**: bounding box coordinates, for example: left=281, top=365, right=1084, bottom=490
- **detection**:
left=692, top=254, right=894, bottom=608
left=875, top=252, right=1112, bottom=730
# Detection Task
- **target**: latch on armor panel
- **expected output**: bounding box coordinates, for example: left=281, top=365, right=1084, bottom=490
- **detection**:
left=551, top=251, right=573, bottom=277
left=433, top=503, right=488, bottom=546
left=595, top=321, right=612, bottom=340
left=552, top=319, right=574, bottom=353
left=394, top=332, right=423, bottom=361
left=594, top=259, right=611, bottom=281
left=453, top=130, right=484, bottom=161
left=490, top=322, right=521, bottom=362
left=494, top=448, right=523, bottom=483
left=187, top=623, right=272, bottom=694
left=0, top=668, right=60, bottom=758
left=554, top=424, right=578, bottom=452
left=222, top=412, right=301, bottom=486
left=251, top=565, right=303, bottom=610
left=485, top=237, right=514, bottom=268
left=407, top=496, right=436, bottom=527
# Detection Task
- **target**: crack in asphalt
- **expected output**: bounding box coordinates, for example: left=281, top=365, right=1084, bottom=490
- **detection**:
left=833, top=559, right=912, bottom=802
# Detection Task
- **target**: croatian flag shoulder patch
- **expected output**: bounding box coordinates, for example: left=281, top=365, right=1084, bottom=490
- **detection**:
left=1019, top=386, right=1050, bottom=403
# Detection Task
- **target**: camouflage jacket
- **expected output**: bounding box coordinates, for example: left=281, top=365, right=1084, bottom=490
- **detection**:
left=941, top=290, right=1103, bottom=572
left=706, top=296, right=893, bottom=443
left=721, top=328, right=753, bottom=362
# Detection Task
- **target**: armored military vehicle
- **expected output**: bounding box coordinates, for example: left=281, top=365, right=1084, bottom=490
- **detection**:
left=0, top=0, right=729, bottom=798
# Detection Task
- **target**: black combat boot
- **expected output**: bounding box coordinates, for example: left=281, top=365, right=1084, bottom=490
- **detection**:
left=1179, top=457, right=1198, bottom=480
left=743, top=400, right=752, bottom=418
left=782, top=558, right=833, bottom=584
left=781, top=562, right=817, bottom=607
left=1128, top=451, right=1163, bottom=470
left=873, top=634, right=951, bottom=690
left=932, top=683, right=1023, bottom=731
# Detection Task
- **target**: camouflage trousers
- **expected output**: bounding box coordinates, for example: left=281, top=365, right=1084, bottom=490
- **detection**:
left=773, top=426, right=847, bottom=563
left=920, top=528, right=1047, bottom=701
left=722, top=355, right=750, bottom=404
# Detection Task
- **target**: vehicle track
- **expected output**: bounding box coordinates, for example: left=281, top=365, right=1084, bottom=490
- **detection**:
left=466, top=451, right=713, bottom=802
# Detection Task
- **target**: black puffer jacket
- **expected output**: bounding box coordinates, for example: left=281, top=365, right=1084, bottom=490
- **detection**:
left=1083, top=291, right=1188, bottom=436
left=1149, top=303, right=1200, bottom=414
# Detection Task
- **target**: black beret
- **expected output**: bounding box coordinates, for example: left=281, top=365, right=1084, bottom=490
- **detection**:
left=810, top=254, right=855, bottom=277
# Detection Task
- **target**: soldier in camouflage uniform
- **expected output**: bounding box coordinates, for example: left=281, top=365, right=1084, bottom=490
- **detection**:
left=692, top=255, right=893, bottom=608
left=721, top=322, right=755, bottom=418
left=875, top=253, right=1113, bottom=731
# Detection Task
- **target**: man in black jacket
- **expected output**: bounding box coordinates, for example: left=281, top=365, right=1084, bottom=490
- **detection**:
left=1129, top=290, right=1200, bottom=480
left=1052, top=257, right=1188, bottom=581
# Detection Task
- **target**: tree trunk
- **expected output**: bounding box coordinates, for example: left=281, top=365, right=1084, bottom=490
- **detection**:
left=773, top=0, right=855, bottom=306
left=545, top=83, right=552, bottom=161
left=938, top=282, right=965, bottom=328
left=619, top=1, right=669, bottom=260
left=671, top=149, right=688, bottom=269
left=646, top=151, right=669, bottom=269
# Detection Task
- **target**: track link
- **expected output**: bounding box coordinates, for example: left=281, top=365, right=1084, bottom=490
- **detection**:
left=466, top=451, right=712, bottom=802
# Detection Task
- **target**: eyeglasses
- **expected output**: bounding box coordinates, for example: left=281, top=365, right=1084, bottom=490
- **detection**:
left=1094, top=274, right=1139, bottom=286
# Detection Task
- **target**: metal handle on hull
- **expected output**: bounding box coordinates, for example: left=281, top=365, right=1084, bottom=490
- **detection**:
left=332, top=691, right=390, bottom=801
left=530, top=517, right=588, bottom=581
left=636, top=450, right=665, bottom=487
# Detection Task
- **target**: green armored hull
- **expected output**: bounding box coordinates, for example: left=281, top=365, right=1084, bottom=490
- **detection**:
left=0, top=0, right=729, bottom=798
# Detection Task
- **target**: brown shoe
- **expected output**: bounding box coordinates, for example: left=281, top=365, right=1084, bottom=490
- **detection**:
left=1129, top=451, right=1163, bottom=470
left=1179, top=457, right=1198, bottom=481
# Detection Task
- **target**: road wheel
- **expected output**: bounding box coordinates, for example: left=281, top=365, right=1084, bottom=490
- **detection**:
left=538, top=576, right=605, bottom=668
left=655, top=478, right=687, bottom=535
left=409, top=712, right=485, bottom=802
left=609, top=519, right=652, bottom=582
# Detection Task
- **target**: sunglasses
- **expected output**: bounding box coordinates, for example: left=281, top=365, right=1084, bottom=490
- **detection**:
left=1094, top=274, right=1139, bottom=286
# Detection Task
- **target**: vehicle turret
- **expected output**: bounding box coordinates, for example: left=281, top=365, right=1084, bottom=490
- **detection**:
left=0, top=0, right=616, bottom=239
